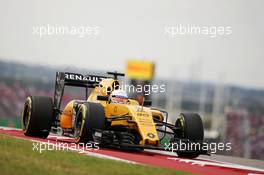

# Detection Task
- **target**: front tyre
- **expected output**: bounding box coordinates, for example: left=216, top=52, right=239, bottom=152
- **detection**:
left=74, top=102, right=105, bottom=143
left=22, top=96, right=54, bottom=138
left=175, top=113, right=204, bottom=158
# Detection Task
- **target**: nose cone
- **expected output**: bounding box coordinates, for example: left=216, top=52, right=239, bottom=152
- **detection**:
left=130, top=106, right=160, bottom=146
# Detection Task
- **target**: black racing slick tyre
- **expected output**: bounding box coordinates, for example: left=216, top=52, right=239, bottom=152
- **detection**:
left=22, top=96, right=54, bottom=138
left=74, top=102, right=105, bottom=143
left=175, top=113, right=204, bottom=158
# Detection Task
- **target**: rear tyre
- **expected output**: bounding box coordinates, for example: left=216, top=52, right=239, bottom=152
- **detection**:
left=22, top=96, right=54, bottom=138
left=175, top=113, right=204, bottom=158
left=74, top=102, right=105, bottom=143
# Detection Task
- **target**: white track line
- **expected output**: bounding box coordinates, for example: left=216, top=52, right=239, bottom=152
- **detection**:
left=145, top=149, right=264, bottom=173
left=167, top=157, right=264, bottom=173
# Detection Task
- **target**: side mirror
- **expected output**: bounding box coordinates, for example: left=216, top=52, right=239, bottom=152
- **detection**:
left=143, top=100, right=152, bottom=106
left=97, top=95, right=109, bottom=101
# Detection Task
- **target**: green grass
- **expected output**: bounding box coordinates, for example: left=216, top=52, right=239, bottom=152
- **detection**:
left=0, top=134, right=194, bottom=175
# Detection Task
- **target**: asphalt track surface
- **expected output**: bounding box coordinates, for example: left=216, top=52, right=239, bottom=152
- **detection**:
left=1, top=127, right=264, bottom=175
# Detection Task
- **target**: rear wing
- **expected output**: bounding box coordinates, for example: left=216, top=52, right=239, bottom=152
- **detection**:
left=57, top=72, right=108, bottom=88
left=53, top=72, right=109, bottom=115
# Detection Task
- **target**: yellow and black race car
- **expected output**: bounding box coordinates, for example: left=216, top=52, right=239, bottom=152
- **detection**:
left=22, top=71, right=206, bottom=158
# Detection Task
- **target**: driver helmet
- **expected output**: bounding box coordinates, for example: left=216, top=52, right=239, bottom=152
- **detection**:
left=110, top=90, right=128, bottom=104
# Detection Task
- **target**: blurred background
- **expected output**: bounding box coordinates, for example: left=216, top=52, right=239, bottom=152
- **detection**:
left=0, top=0, right=263, bottom=160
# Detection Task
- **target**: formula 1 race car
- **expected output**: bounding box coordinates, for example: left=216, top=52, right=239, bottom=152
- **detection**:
left=22, top=71, right=206, bottom=158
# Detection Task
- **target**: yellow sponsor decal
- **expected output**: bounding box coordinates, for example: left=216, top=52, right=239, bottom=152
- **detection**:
left=126, top=60, right=155, bottom=80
